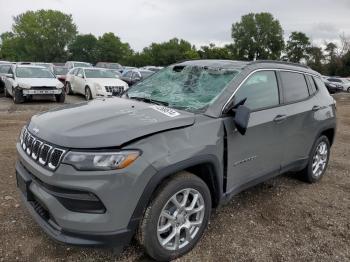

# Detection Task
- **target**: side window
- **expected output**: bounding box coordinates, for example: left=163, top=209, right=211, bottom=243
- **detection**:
left=77, top=68, right=83, bottom=77
left=234, top=71, right=279, bottom=111
left=280, top=71, right=309, bottom=103
left=306, top=75, right=317, bottom=95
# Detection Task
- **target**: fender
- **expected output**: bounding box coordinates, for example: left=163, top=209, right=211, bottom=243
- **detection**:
left=127, top=154, right=223, bottom=231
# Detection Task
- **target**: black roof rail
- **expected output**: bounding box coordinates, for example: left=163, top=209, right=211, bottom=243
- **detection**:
left=248, top=60, right=310, bottom=69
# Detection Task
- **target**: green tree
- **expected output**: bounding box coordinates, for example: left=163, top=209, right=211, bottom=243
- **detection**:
left=231, top=12, right=284, bottom=60
left=285, top=31, right=311, bottom=63
left=68, top=34, right=98, bottom=64
left=96, top=32, right=133, bottom=63
left=0, top=32, right=23, bottom=60
left=325, top=42, right=339, bottom=76
left=6, top=10, right=77, bottom=61
left=138, top=38, right=199, bottom=66
left=307, top=46, right=325, bottom=73
left=198, top=43, right=234, bottom=59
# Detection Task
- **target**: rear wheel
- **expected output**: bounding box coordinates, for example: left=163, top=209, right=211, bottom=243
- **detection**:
left=85, top=87, right=92, bottom=101
left=347, top=87, right=350, bottom=93
left=137, top=172, right=211, bottom=261
left=55, top=91, right=65, bottom=103
left=301, top=135, right=330, bottom=183
left=13, top=88, right=25, bottom=104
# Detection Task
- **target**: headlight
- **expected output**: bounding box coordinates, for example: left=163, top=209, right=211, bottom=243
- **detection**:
left=56, top=82, right=64, bottom=89
left=62, top=150, right=140, bottom=171
left=19, top=83, right=31, bottom=89
left=94, top=83, right=103, bottom=91
left=19, top=126, right=26, bottom=144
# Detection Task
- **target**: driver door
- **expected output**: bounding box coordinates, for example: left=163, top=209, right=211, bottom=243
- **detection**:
left=224, top=70, right=286, bottom=193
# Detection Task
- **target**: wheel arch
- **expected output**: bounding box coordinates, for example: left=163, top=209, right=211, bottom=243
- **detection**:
left=128, top=155, right=223, bottom=230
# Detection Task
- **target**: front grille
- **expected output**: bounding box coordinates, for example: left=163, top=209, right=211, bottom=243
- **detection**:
left=20, top=128, right=66, bottom=170
left=105, top=86, right=124, bottom=95
left=31, top=86, right=56, bottom=90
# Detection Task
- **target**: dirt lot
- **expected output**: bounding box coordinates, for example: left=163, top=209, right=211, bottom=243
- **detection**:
left=0, top=93, right=349, bottom=262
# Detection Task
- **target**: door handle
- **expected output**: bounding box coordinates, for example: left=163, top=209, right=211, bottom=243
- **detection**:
left=273, top=114, right=288, bottom=122
left=312, top=105, right=321, bottom=111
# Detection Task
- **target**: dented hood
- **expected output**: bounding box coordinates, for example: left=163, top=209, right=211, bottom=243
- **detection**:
left=28, top=97, right=195, bottom=148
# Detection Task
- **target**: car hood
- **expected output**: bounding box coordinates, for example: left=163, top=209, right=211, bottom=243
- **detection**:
left=28, top=98, right=195, bottom=148
left=17, top=77, right=60, bottom=87
left=87, top=78, right=127, bottom=87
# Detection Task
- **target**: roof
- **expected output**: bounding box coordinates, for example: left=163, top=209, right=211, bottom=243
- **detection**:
left=16, top=64, right=47, bottom=69
left=175, top=59, right=320, bottom=75
left=176, top=59, right=249, bottom=69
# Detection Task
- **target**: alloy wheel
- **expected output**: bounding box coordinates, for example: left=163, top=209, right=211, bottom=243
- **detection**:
left=157, top=188, right=205, bottom=251
left=312, top=141, right=328, bottom=178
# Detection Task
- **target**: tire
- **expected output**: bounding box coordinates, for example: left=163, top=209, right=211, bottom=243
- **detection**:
left=85, top=87, right=92, bottom=101
left=4, top=86, right=10, bottom=98
left=301, top=135, right=330, bottom=183
left=13, top=88, right=25, bottom=104
left=66, top=82, right=73, bottom=95
left=347, top=87, right=350, bottom=93
left=55, top=91, right=65, bottom=103
left=137, top=171, right=211, bottom=261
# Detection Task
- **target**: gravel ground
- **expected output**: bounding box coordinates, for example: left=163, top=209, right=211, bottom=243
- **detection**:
left=0, top=93, right=349, bottom=262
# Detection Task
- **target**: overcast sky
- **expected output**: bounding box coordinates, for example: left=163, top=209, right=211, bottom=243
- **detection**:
left=0, top=0, right=349, bottom=51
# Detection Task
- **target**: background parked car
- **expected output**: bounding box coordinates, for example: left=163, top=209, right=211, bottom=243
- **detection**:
left=0, top=63, right=12, bottom=93
left=140, top=66, right=163, bottom=72
left=33, top=62, right=54, bottom=73
left=95, top=62, right=123, bottom=72
left=327, top=77, right=350, bottom=92
left=323, top=79, right=343, bottom=94
left=121, top=69, right=154, bottom=86
left=65, top=67, right=128, bottom=100
left=3, top=64, right=65, bottom=103
left=53, top=66, right=69, bottom=84
left=64, top=61, right=93, bottom=70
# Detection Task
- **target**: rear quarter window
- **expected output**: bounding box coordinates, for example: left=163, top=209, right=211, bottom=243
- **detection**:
left=280, top=71, right=309, bottom=103
left=306, top=75, right=318, bottom=95
left=314, top=77, right=328, bottom=91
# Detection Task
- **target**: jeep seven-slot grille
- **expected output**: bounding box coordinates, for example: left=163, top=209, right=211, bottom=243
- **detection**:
left=105, top=86, right=124, bottom=95
left=20, top=128, right=66, bottom=170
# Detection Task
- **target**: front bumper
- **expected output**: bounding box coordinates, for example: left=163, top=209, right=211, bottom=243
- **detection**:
left=15, top=142, right=157, bottom=248
left=22, top=89, right=62, bottom=95
left=16, top=161, right=133, bottom=247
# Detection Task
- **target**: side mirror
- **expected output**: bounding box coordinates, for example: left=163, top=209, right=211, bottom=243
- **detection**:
left=5, top=73, right=14, bottom=79
left=77, top=73, right=83, bottom=78
left=234, top=105, right=251, bottom=135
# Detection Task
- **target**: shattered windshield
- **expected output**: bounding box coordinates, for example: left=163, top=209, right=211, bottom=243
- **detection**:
left=126, top=65, right=240, bottom=112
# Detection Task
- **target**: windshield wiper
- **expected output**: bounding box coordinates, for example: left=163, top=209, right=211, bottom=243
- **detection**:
left=129, top=96, right=169, bottom=106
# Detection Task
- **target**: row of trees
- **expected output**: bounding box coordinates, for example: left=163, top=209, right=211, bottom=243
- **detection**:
left=1, top=10, right=350, bottom=76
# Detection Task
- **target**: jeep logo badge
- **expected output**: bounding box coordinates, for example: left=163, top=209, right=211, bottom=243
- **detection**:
left=33, top=127, right=39, bottom=134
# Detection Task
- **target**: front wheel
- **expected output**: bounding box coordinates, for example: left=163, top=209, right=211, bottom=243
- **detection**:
left=347, top=87, right=350, bottom=93
left=13, top=88, right=25, bottom=104
left=55, top=91, right=65, bottom=103
left=65, top=82, right=73, bottom=94
left=301, top=135, right=330, bottom=183
left=137, top=172, right=211, bottom=261
left=85, top=87, right=92, bottom=101
left=4, top=86, right=10, bottom=97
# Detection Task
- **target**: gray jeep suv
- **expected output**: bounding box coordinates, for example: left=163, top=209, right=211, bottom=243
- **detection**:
left=16, top=60, right=336, bottom=261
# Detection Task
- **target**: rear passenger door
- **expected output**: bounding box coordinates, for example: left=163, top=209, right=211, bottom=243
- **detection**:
left=224, top=70, right=286, bottom=192
left=277, top=71, right=320, bottom=169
